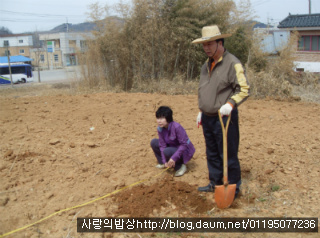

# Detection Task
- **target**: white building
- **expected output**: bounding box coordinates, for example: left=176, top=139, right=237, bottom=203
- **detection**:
left=0, top=34, right=34, bottom=57
left=33, top=32, right=93, bottom=68
left=254, top=27, right=290, bottom=54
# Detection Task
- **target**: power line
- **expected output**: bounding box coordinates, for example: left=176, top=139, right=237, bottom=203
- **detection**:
left=0, top=9, right=87, bottom=25
left=251, top=0, right=270, bottom=7
left=0, top=10, right=84, bottom=18
left=1, top=18, right=86, bottom=23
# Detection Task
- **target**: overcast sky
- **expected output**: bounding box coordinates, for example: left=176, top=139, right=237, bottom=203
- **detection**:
left=235, top=0, right=320, bottom=25
left=1, top=0, right=320, bottom=34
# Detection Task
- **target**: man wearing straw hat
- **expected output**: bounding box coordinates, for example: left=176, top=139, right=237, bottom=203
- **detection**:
left=192, top=25, right=250, bottom=198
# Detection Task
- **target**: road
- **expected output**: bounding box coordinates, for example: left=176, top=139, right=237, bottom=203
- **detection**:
left=0, top=66, right=81, bottom=89
left=33, top=66, right=81, bottom=83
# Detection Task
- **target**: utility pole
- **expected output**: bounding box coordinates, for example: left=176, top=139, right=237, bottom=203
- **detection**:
left=4, top=41, right=13, bottom=88
left=66, top=18, right=69, bottom=32
left=309, top=0, right=311, bottom=14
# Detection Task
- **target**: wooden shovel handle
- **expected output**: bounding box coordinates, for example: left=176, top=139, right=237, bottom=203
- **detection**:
left=218, top=110, right=231, bottom=186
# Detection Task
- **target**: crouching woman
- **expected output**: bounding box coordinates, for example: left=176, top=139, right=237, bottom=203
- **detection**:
left=150, top=106, right=195, bottom=177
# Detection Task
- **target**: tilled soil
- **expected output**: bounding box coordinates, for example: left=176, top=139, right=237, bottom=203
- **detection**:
left=0, top=88, right=319, bottom=238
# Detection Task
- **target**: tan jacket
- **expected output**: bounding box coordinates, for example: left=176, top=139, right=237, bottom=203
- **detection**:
left=198, top=50, right=250, bottom=115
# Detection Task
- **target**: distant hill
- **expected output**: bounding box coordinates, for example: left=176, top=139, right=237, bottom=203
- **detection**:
left=253, top=22, right=269, bottom=29
left=49, top=22, right=97, bottom=33
left=49, top=16, right=124, bottom=33
left=0, top=16, right=124, bottom=35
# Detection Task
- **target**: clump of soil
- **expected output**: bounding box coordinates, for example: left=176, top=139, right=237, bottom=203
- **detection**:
left=112, top=175, right=213, bottom=217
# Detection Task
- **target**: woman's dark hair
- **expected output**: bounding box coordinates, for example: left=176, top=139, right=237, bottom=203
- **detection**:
left=156, top=106, right=173, bottom=123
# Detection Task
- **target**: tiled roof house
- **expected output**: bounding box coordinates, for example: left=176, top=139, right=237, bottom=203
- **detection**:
left=278, top=13, right=320, bottom=72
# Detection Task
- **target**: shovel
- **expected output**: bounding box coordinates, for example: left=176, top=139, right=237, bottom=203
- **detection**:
left=214, top=111, right=236, bottom=209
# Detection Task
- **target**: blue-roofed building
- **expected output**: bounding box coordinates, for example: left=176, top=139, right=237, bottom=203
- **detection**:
left=0, top=55, right=33, bottom=64
left=278, top=13, right=320, bottom=72
left=1, top=32, right=93, bottom=69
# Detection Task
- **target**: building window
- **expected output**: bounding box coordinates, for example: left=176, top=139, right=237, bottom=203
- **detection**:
left=69, top=40, right=76, bottom=46
left=19, top=49, right=25, bottom=54
left=19, top=40, right=23, bottom=43
left=40, top=55, right=45, bottom=62
left=298, top=35, right=320, bottom=51
left=54, top=54, right=59, bottom=62
left=3, top=40, right=9, bottom=47
left=80, top=40, right=87, bottom=50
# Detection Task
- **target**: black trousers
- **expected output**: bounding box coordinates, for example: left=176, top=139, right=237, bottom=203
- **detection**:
left=202, top=109, right=241, bottom=191
left=150, top=138, right=183, bottom=171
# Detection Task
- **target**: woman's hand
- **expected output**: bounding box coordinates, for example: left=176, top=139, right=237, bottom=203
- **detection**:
left=165, top=158, right=175, bottom=168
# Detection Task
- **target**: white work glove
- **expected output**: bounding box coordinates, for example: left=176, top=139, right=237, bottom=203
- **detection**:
left=219, top=103, right=233, bottom=117
left=196, top=112, right=202, bottom=128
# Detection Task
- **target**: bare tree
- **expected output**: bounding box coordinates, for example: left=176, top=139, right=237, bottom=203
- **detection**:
left=82, top=0, right=253, bottom=90
left=0, top=26, right=13, bottom=35
left=31, top=32, right=46, bottom=83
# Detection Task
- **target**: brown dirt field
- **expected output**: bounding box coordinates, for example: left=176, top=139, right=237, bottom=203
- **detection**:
left=0, top=85, right=319, bottom=238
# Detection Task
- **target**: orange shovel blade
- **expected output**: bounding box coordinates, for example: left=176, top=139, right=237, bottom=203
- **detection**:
left=214, top=184, right=236, bottom=209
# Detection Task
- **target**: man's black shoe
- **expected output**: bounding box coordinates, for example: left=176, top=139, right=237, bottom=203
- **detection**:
left=234, top=189, right=240, bottom=200
left=198, top=184, right=214, bottom=192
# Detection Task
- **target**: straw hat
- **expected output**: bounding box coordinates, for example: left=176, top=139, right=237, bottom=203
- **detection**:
left=192, top=25, right=232, bottom=44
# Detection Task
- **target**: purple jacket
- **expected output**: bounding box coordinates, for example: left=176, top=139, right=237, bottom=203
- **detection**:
left=157, top=121, right=195, bottom=164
